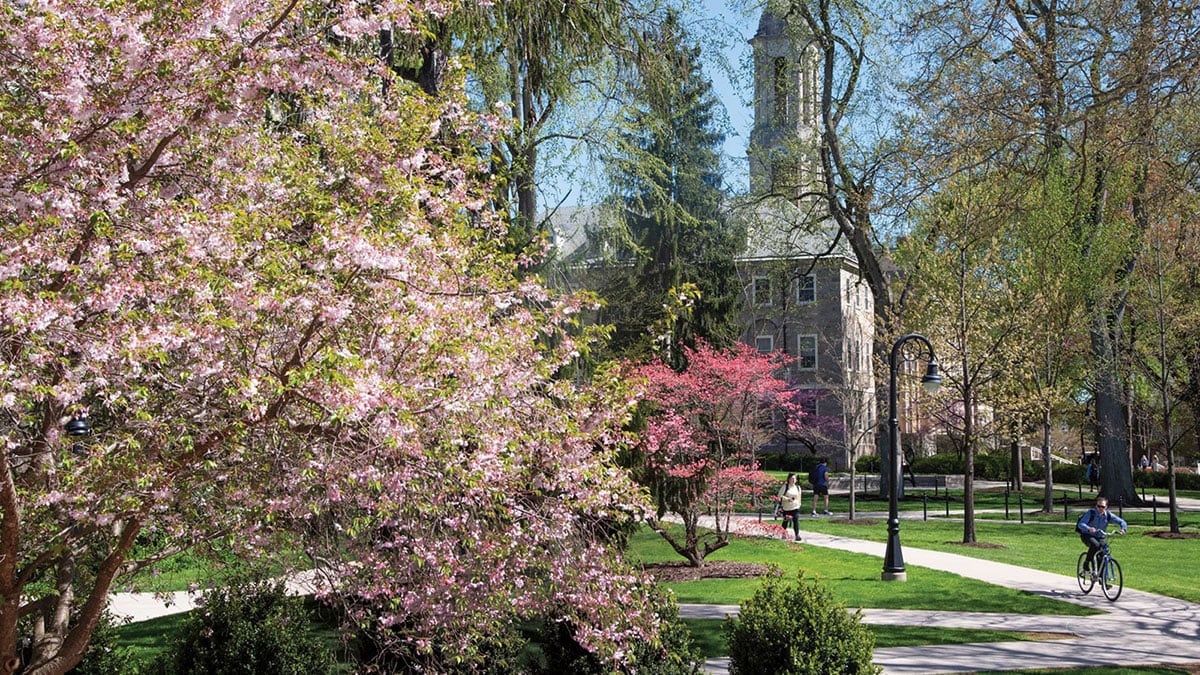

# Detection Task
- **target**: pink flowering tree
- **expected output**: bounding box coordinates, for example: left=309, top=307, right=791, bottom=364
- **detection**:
left=0, top=2, right=666, bottom=673
left=630, top=341, right=802, bottom=566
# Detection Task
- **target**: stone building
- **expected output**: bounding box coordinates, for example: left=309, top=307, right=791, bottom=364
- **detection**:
left=731, top=9, right=876, bottom=470
left=549, top=8, right=876, bottom=470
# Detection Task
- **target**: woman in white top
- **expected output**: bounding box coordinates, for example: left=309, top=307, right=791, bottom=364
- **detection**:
left=776, top=473, right=803, bottom=541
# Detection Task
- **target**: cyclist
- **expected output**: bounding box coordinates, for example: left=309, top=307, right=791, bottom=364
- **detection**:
left=1076, top=497, right=1126, bottom=574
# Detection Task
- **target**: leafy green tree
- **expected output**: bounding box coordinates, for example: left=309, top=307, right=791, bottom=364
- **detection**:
left=896, top=0, right=1200, bottom=505
left=1000, top=165, right=1091, bottom=513
left=901, top=167, right=1028, bottom=543
left=382, top=0, right=635, bottom=258
left=598, top=10, right=742, bottom=368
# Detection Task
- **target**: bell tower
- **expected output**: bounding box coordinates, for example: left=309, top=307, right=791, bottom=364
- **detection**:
left=747, top=10, right=821, bottom=200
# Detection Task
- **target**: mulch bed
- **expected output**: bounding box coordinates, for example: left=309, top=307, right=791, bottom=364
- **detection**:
left=1144, top=530, right=1200, bottom=539
left=949, top=541, right=1006, bottom=549
left=641, top=560, right=773, bottom=583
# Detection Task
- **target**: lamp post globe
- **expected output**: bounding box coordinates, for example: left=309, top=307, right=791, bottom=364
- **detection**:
left=882, top=334, right=941, bottom=582
left=65, top=415, right=90, bottom=437
left=65, top=411, right=91, bottom=457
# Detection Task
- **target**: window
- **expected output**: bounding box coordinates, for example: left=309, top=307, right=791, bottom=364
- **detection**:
left=796, top=273, right=815, bottom=304
left=753, top=276, right=771, bottom=306
left=799, top=396, right=818, bottom=417
left=755, top=335, right=774, bottom=354
left=797, top=335, right=817, bottom=370
left=773, top=57, right=789, bottom=123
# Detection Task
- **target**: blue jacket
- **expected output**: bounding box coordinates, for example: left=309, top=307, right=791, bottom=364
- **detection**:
left=813, top=463, right=828, bottom=488
left=1076, top=507, right=1127, bottom=537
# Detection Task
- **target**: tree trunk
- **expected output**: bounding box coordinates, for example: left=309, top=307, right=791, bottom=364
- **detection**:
left=1042, top=409, right=1055, bottom=512
left=1090, top=320, right=1139, bottom=506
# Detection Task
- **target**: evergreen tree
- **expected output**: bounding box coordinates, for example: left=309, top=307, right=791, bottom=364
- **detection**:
left=599, top=10, right=743, bottom=369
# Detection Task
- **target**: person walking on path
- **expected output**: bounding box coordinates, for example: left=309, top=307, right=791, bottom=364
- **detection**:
left=775, top=473, right=803, bottom=541
left=810, top=458, right=831, bottom=516
left=1076, top=496, right=1126, bottom=573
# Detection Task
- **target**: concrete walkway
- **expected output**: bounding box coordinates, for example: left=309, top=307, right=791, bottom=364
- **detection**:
left=106, top=570, right=326, bottom=624
left=105, top=503, right=1200, bottom=673
left=680, top=515, right=1200, bottom=674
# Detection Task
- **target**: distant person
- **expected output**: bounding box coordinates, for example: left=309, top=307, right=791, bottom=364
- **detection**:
left=902, top=447, right=917, bottom=487
left=1086, top=455, right=1099, bottom=489
left=1076, top=497, right=1126, bottom=575
left=1152, top=454, right=1164, bottom=472
left=810, top=458, right=831, bottom=516
left=775, top=473, right=803, bottom=541
left=1138, top=454, right=1150, bottom=471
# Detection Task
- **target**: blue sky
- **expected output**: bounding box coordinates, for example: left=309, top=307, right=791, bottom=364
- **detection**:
left=543, top=0, right=759, bottom=208
left=690, top=0, right=758, bottom=194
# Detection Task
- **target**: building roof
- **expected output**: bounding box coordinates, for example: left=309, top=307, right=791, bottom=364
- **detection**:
left=754, top=10, right=789, bottom=40
left=545, top=197, right=857, bottom=270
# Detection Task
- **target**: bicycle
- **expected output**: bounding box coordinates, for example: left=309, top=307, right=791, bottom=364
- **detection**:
left=1076, top=530, right=1123, bottom=601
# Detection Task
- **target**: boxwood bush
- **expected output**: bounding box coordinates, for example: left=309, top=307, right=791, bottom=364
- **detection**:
left=725, top=571, right=879, bottom=675
left=1133, top=469, right=1200, bottom=491
left=758, top=453, right=820, bottom=473
left=148, top=579, right=334, bottom=675
left=854, top=455, right=881, bottom=474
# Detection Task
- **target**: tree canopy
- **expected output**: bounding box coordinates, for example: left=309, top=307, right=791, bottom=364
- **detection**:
left=0, top=2, right=667, bottom=672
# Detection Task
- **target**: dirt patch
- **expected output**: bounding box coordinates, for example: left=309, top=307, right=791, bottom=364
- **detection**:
left=1021, top=631, right=1078, bottom=641
left=945, top=541, right=1006, bottom=549
left=1144, top=530, right=1200, bottom=540
left=642, top=560, right=773, bottom=583
left=835, top=519, right=882, bottom=526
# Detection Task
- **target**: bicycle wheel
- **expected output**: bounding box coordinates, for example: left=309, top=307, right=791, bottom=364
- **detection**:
left=1101, top=557, right=1123, bottom=601
left=1076, top=552, right=1094, bottom=594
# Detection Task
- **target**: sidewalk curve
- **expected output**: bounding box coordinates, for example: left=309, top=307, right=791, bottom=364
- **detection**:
left=676, top=515, right=1200, bottom=674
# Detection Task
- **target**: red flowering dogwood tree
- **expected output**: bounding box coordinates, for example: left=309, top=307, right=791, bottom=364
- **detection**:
left=630, top=341, right=802, bottom=566
left=0, top=2, right=663, bottom=673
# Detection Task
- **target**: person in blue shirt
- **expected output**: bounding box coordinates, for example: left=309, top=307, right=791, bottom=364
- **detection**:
left=809, top=458, right=831, bottom=516
left=1076, top=497, right=1126, bottom=573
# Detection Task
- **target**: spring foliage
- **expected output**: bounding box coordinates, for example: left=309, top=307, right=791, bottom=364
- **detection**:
left=632, top=341, right=799, bottom=566
left=0, top=1, right=662, bottom=672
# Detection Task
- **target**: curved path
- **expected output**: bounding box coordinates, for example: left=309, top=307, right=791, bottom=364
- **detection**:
left=680, top=516, right=1200, bottom=674
left=107, top=510, right=1200, bottom=674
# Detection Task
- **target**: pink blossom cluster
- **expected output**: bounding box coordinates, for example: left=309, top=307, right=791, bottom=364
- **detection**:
left=1, top=1, right=664, bottom=671
left=630, top=341, right=802, bottom=565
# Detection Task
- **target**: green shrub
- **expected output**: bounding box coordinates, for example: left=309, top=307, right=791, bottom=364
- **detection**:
left=908, top=453, right=962, bottom=475
left=71, top=611, right=138, bottom=675
left=1054, top=463, right=1085, bottom=485
left=907, top=452, right=1062, bottom=482
left=854, top=454, right=880, bottom=474
left=725, top=571, right=880, bottom=675
left=1132, top=469, right=1200, bottom=491
left=148, top=580, right=334, bottom=675
left=758, top=453, right=812, bottom=472
left=535, top=587, right=701, bottom=674
left=1021, top=459, right=1045, bottom=482
left=349, top=611, right=527, bottom=673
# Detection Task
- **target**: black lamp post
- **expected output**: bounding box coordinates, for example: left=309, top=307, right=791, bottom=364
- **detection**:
left=882, top=333, right=941, bottom=581
left=65, top=411, right=90, bottom=456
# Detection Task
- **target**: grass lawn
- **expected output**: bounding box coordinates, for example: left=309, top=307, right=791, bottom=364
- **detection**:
left=979, top=662, right=1195, bottom=667
left=112, top=598, right=349, bottom=672
left=627, top=525, right=1096, bottom=615
left=112, top=611, right=190, bottom=665
left=789, top=516, right=1200, bottom=604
